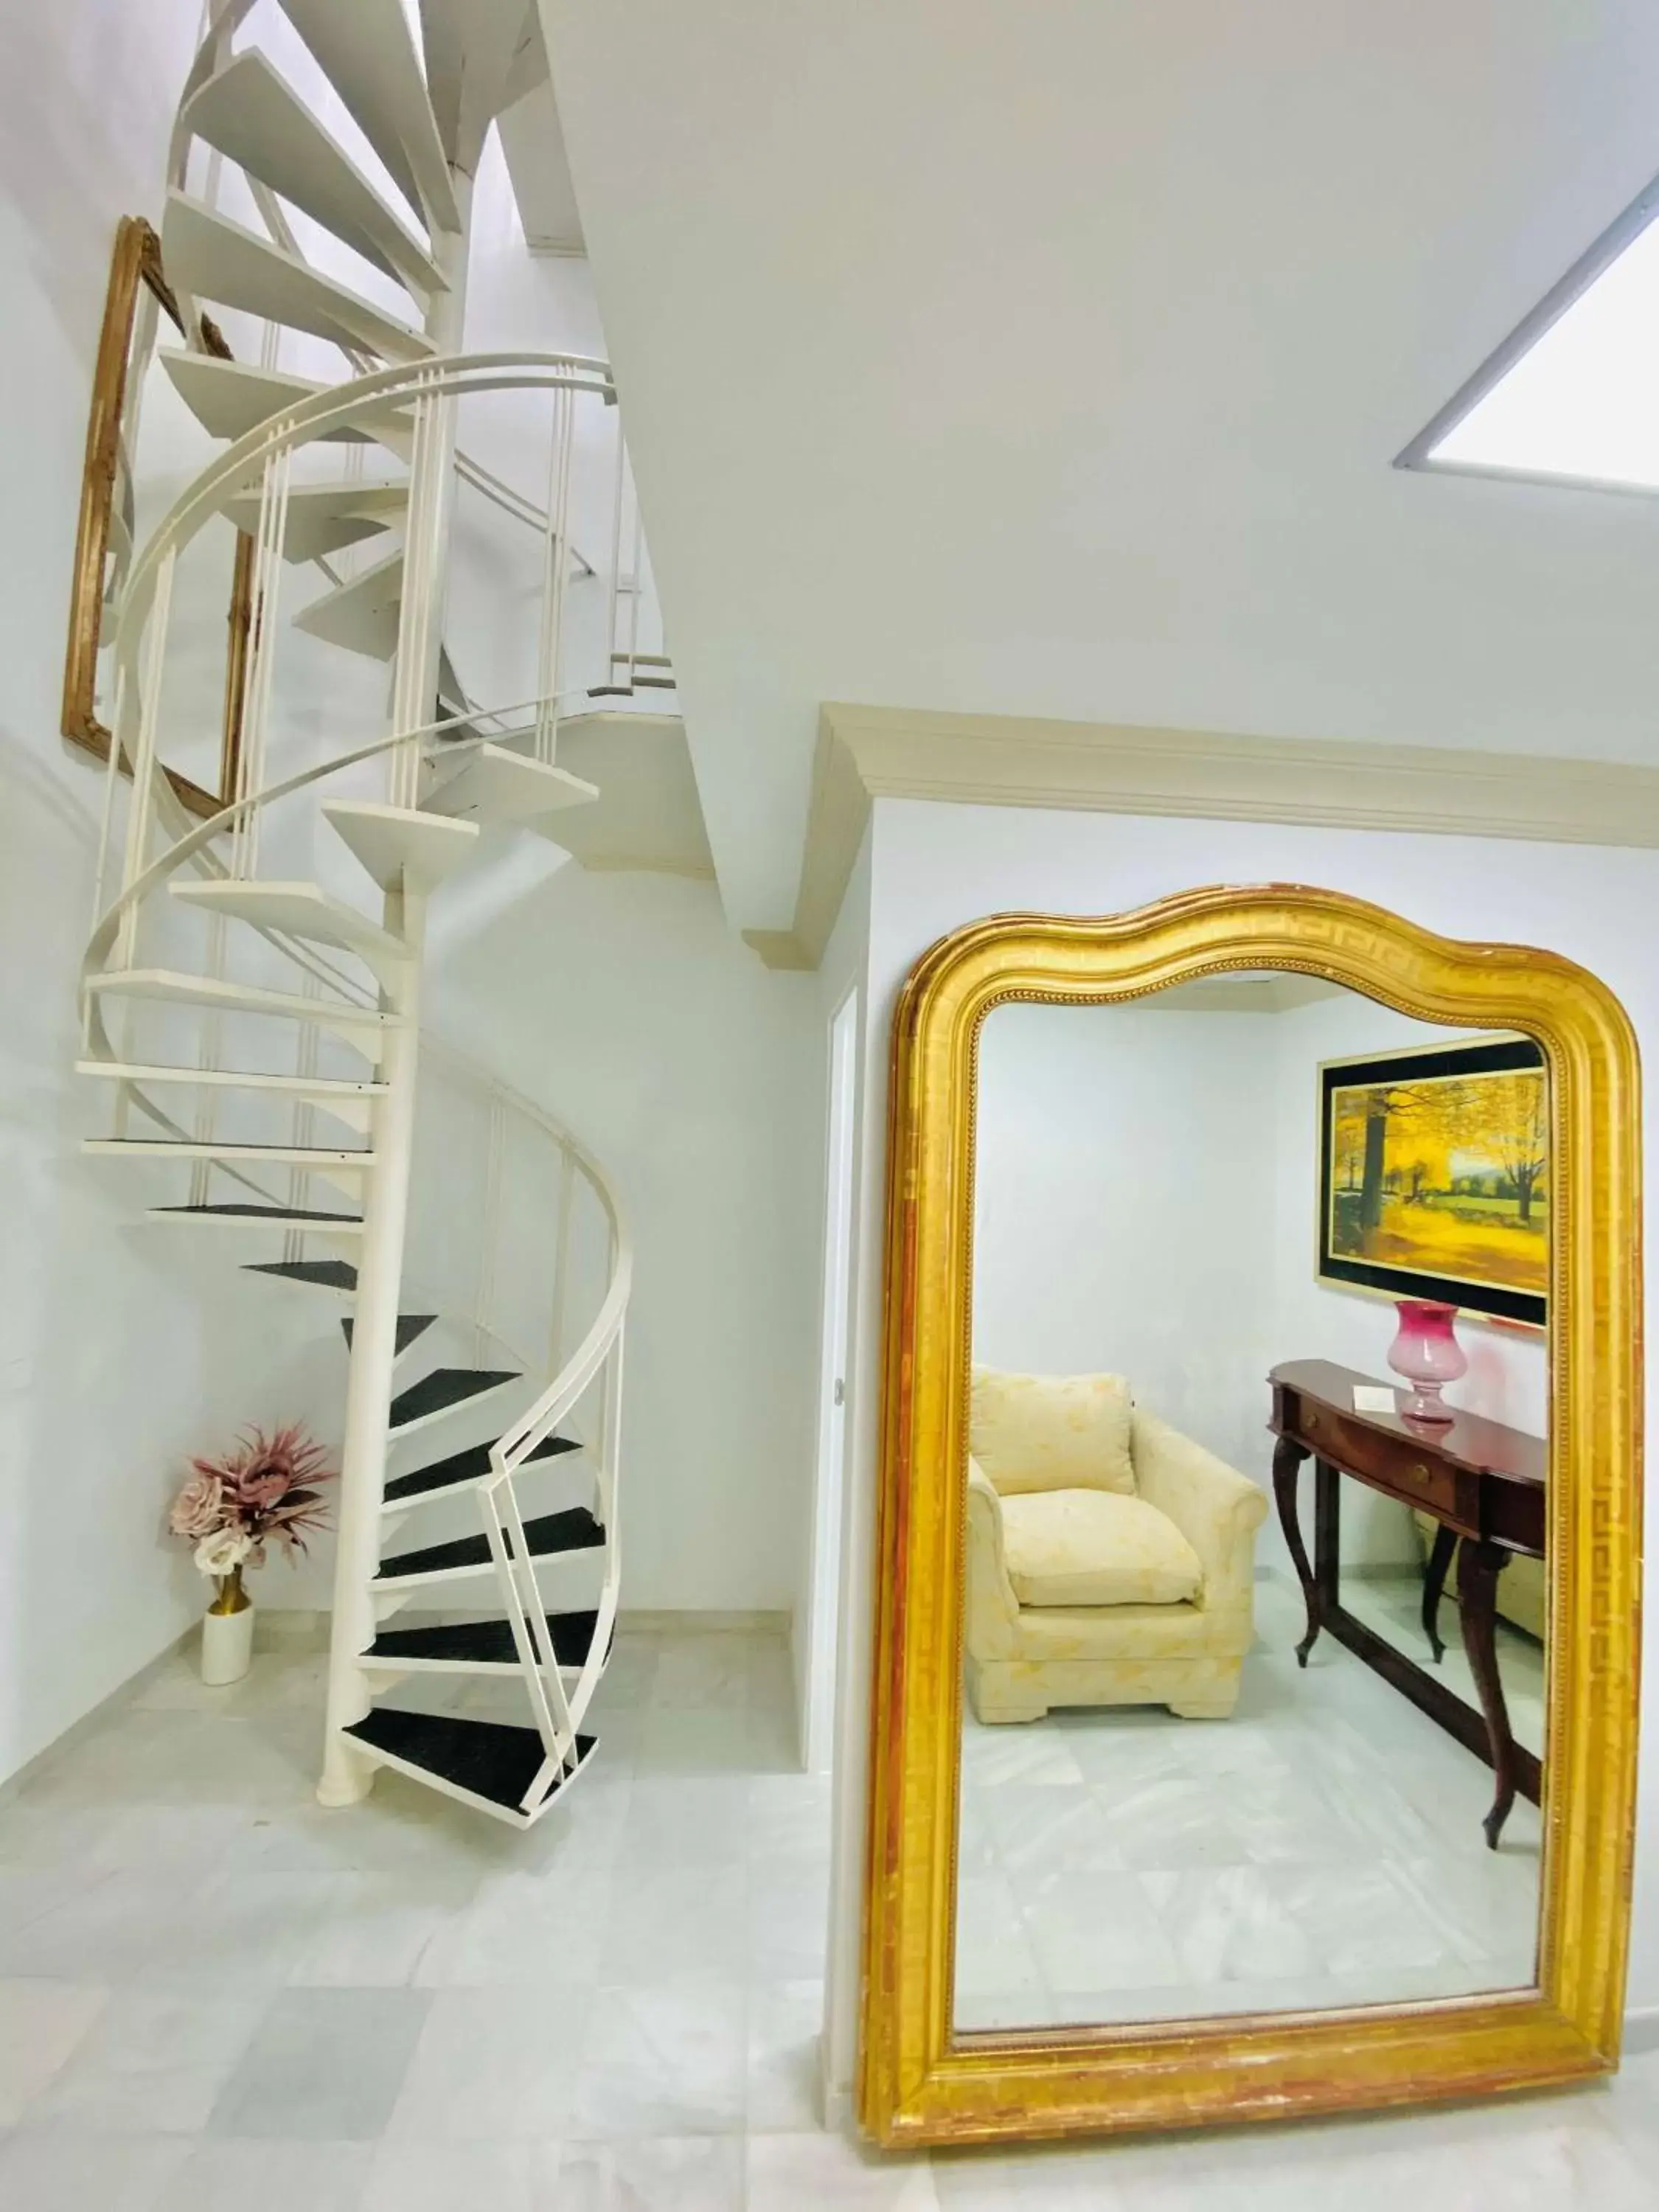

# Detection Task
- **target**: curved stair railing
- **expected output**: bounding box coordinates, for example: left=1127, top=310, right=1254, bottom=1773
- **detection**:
left=80, top=0, right=656, bottom=1826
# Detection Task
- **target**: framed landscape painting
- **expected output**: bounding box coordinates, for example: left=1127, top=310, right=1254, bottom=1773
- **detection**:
left=1318, top=1034, right=1548, bottom=1328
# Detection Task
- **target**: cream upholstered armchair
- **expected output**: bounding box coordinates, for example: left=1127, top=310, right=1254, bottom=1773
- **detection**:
left=965, top=1368, right=1268, bottom=1724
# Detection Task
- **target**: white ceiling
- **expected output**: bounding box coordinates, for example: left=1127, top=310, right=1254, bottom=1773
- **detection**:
left=539, top=1, right=1659, bottom=930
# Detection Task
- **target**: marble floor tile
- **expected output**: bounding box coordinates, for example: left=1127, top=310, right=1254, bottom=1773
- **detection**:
left=386, top=1985, right=591, bottom=2140
left=1143, top=1864, right=1321, bottom=1987
left=748, top=1978, right=825, bottom=2133
left=1093, top=1774, right=1252, bottom=1871
left=284, top=1870, right=472, bottom=1986
left=961, top=1728, right=1085, bottom=1791
left=159, top=2136, right=375, bottom=2211
left=748, top=2128, right=941, bottom=2210
left=977, top=1780, right=1129, bottom=1876
left=635, top=1705, right=762, bottom=1777
left=566, top=1981, right=748, bottom=2138
left=414, top=1865, right=615, bottom=1987
left=748, top=1773, right=834, bottom=1863
left=555, top=2132, right=747, bottom=2211
left=360, top=2136, right=539, bottom=2212
left=653, top=1635, right=757, bottom=1712
left=0, top=2127, right=195, bottom=2211
left=1256, top=1860, right=1471, bottom=1980
left=598, top=1863, right=750, bottom=1985
left=1019, top=1871, right=1185, bottom=1995
left=206, top=1987, right=431, bottom=2140
left=616, top=1777, right=754, bottom=1867
left=748, top=1860, right=831, bottom=1981
left=953, top=1875, right=1046, bottom=2004
left=0, top=1978, right=108, bottom=2126
left=29, top=1986, right=265, bottom=2135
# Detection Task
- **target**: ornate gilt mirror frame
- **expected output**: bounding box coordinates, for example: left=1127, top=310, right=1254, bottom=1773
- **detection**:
left=859, top=884, right=1641, bottom=2148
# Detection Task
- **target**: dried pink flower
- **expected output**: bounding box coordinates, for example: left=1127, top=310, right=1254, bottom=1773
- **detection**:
left=169, top=1469, right=226, bottom=1540
left=173, top=1425, right=338, bottom=1571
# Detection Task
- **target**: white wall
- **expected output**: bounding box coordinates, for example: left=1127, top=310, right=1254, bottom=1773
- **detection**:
left=0, top=0, right=352, bottom=1784
left=973, top=1001, right=1279, bottom=1481
left=821, top=796, right=1659, bottom=2098
left=425, top=855, right=818, bottom=1615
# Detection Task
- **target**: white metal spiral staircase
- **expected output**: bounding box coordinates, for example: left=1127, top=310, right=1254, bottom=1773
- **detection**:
left=77, top=1, right=658, bottom=1824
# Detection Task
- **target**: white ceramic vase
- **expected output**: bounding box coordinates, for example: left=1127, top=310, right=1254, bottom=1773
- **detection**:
left=201, top=1599, right=255, bottom=1686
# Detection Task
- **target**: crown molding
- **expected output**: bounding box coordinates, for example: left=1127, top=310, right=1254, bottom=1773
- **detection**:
left=743, top=702, right=1659, bottom=970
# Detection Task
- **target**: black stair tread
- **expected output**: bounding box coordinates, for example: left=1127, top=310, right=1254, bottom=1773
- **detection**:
left=383, top=1430, right=579, bottom=1505
left=344, top=1707, right=595, bottom=1813
left=376, top=1506, right=604, bottom=1582
left=156, top=1202, right=364, bottom=1223
left=366, top=1609, right=601, bottom=1668
left=389, top=1366, right=519, bottom=1429
left=246, top=1259, right=358, bottom=1290
left=344, top=1313, right=437, bottom=1355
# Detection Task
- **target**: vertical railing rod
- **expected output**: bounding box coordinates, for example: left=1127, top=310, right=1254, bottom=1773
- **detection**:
left=473, top=1085, right=506, bottom=1366
left=546, top=1147, right=577, bottom=1379
left=114, top=540, right=178, bottom=971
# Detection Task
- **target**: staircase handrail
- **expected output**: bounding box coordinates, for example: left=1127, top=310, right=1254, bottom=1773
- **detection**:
left=110, top=351, right=616, bottom=669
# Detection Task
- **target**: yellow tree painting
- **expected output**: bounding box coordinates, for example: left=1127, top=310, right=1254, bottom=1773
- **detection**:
left=1321, top=1042, right=1548, bottom=1324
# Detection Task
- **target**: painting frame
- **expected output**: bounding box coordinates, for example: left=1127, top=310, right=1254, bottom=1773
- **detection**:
left=1317, top=1033, right=1548, bottom=1329
left=60, top=215, right=252, bottom=822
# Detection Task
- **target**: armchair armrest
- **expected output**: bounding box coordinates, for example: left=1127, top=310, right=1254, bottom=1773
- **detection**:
left=964, top=1455, right=1020, bottom=1659
left=1131, top=1409, right=1267, bottom=1613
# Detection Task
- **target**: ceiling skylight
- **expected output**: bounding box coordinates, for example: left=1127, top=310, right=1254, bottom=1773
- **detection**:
left=1397, top=174, right=1659, bottom=492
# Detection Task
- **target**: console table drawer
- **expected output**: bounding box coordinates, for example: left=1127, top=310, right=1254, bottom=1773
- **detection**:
left=1298, top=1400, right=1459, bottom=1519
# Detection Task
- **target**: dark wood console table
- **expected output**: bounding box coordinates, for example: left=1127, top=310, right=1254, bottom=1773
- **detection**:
left=1267, top=1359, right=1545, bottom=1848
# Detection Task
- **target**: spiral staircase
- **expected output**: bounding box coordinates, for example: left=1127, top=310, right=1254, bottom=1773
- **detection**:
left=77, top=1, right=661, bottom=1825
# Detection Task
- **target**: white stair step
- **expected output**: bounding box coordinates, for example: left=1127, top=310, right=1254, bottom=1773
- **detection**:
left=162, top=190, right=433, bottom=365
left=182, top=52, right=445, bottom=301
left=150, top=1200, right=364, bottom=1234
left=278, top=0, right=459, bottom=234
left=169, top=881, right=407, bottom=973
left=421, top=745, right=597, bottom=827
left=86, top=967, right=391, bottom=1051
left=419, top=0, right=537, bottom=175
left=159, top=352, right=409, bottom=452
left=86, top=1137, right=371, bottom=1172
left=76, top=1060, right=386, bottom=1102
left=293, top=549, right=403, bottom=661
left=323, top=802, right=480, bottom=892
left=221, top=481, right=408, bottom=564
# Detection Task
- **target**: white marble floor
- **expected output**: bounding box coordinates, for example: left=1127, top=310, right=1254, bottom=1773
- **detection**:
left=956, top=1571, right=1543, bottom=2031
left=0, top=1617, right=1648, bottom=2211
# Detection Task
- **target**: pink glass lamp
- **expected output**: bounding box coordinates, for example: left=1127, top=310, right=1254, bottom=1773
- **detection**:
left=1386, top=1299, right=1467, bottom=1425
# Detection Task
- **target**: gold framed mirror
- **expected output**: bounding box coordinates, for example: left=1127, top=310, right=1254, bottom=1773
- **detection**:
left=858, top=884, right=1641, bottom=2147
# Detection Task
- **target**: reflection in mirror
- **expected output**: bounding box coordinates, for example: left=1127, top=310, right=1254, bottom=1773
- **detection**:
left=956, top=975, right=1547, bottom=2034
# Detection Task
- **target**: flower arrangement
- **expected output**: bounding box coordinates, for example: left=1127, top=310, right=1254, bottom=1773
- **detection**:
left=169, top=1425, right=337, bottom=1614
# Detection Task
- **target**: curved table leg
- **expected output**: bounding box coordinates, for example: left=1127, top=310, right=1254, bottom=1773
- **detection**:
left=1272, top=1435, right=1319, bottom=1666
left=1421, top=1522, right=1457, bottom=1663
left=1456, top=1535, right=1517, bottom=1848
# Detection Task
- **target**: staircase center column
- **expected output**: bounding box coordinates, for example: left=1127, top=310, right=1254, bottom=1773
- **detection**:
left=317, top=886, right=428, bottom=1806
left=316, top=164, right=473, bottom=1808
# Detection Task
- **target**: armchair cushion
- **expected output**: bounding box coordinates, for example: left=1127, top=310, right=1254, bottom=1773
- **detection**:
left=998, top=1488, right=1203, bottom=1608
left=970, top=1368, right=1135, bottom=1496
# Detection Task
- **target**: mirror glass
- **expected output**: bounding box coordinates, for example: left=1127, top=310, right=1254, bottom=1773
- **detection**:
left=955, top=973, right=1548, bottom=2033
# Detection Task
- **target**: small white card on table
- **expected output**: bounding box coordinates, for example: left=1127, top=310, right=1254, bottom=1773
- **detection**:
left=1352, top=1385, right=1398, bottom=1414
